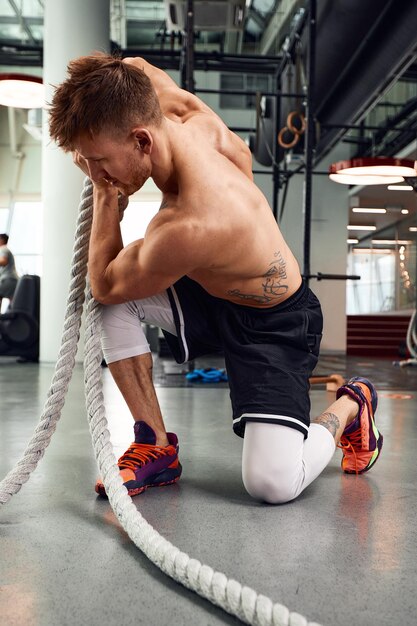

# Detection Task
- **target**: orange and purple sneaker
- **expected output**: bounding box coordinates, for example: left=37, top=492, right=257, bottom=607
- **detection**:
left=95, top=421, right=182, bottom=497
left=336, top=377, right=383, bottom=474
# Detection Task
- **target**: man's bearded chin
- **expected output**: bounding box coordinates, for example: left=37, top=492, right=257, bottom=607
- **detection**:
left=119, top=165, right=150, bottom=196
left=115, top=182, right=138, bottom=196
left=116, top=177, right=146, bottom=197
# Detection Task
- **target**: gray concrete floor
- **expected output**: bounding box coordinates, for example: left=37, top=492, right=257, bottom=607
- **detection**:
left=1, top=355, right=417, bottom=626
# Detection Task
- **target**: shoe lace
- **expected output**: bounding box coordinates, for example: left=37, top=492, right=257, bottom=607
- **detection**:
left=337, top=429, right=362, bottom=475
left=118, top=442, right=172, bottom=471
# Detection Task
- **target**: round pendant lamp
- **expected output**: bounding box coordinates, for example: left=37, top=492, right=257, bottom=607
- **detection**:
left=0, top=73, right=45, bottom=109
left=329, top=157, right=416, bottom=185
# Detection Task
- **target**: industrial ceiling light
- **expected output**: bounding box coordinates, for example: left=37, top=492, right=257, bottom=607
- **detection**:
left=372, top=239, right=413, bottom=245
left=347, top=225, right=376, bottom=231
left=387, top=184, right=413, bottom=191
left=329, top=157, right=416, bottom=185
left=329, top=172, right=404, bottom=185
left=0, top=73, right=44, bottom=108
left=354, top=248, right=392, bottom=254
left=352, top=207, right=386, bottom=214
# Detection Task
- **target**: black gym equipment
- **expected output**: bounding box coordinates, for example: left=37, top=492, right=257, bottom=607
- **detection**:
left=394, top=310, right=417, bottom=367
left=0, top=274, right=40, bottom=362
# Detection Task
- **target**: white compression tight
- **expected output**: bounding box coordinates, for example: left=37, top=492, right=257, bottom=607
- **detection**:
left=100, top=295, right=336, bottom=504
left=242, top=422, right=335, bottom=504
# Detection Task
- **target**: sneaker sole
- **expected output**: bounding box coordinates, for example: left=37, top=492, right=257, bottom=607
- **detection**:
left=351, top=376, right=380, bottom=456
left=125, top=475, right=181, bottom=497
left=339, top=377, right=383, bottom=474
left=95, top=468, right=182, bottom=498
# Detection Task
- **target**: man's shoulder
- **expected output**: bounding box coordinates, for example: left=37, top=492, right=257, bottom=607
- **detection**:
left=162, top=93, right=219, bottom=126
left=180, top=113, right=253, bottom=179
left=145, top=207, right=208, bottom=254
left=147, top=204, right=197, bottom=235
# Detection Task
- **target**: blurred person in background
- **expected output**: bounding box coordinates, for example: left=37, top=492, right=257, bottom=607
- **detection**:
left=0, top=234, right=19, bottom=312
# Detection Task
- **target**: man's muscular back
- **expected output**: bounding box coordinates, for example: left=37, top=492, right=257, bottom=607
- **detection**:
left=124, top=57, right=301, bottom=308
left=124, top=57, right=253, bottom=179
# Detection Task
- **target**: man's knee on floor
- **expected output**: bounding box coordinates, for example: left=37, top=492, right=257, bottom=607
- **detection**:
left=242, top=421, right=306, bottom=504
left=242, top=465, right=300, bottom=504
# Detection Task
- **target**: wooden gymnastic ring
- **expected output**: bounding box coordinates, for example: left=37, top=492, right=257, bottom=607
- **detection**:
left=287, top=110, right=306, bottom=135
left=277, top=126, right=300, bottom=149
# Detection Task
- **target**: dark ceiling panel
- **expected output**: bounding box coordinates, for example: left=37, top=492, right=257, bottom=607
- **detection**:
left=309, top=0, right=417, bottom=160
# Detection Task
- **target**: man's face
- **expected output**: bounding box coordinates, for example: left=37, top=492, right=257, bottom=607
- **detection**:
left=75, top=131, right=151, bottom=197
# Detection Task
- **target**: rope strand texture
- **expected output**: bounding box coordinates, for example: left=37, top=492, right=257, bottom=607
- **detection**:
left=1, top=177, right=323, bottom=626
left=0, top=180, right=93, bottom=504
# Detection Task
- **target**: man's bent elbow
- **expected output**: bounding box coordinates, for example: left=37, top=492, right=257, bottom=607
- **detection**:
left=90, top=282, right=114, bottom=305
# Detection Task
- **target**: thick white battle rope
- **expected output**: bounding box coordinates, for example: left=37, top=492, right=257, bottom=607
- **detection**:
left=1, top=178, right=323, bottom=626
left=0, top=179, right=92, bottom=504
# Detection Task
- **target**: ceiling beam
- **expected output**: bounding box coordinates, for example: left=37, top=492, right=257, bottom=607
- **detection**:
left=0, top=15, right=42, bottom=26
left=259, top=0, right=303, bottom=55
left=7, top=0, right=37, bottom=44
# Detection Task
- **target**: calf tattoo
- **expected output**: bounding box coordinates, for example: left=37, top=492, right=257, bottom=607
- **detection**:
left=313, top=412, right=340, bottom=438
left=227, top=252, right=289, bottom=304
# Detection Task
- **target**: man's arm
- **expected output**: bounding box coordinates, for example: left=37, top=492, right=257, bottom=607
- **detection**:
left=123, top=56, right=179, bottom=93
left=123, top=56, right=210, bottom=121
left=88, top=187, right=202, bottom=304
left=71, top=151, right=192, bottom=304
left=124, top=57, right=253, bottom=179
left=87, top=184, right=124, bottom=302
left=125, top=56, right=253, bottom=177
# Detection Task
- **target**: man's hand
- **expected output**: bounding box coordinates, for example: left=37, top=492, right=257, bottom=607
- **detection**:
left=118, top=193, right=129, bottom=222
left=72, top=150, right=112, bottom=190
left=72, top=150, right=128, bottom=220
left=72, top=150, right=90, bottom=178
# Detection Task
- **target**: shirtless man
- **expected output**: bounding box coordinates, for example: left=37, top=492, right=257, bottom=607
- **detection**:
left=49, top=54, right=383, bottom=503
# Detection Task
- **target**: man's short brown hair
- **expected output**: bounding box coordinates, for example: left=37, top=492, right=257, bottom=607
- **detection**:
left=49, top=52, right=163, bottom=151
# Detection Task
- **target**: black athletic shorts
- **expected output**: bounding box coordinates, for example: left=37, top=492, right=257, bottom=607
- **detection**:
left=163, top=276, right=323, bottom=439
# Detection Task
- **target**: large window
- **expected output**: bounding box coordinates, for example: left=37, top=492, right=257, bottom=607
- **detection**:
left=220, top=73, right=272, bottom=109
left=0, top=207, right=9, bottom=232
left=346, top=245, right=417, bottom=314
left=3, top=198, right=159, bottom=280
left=120, top=200, right=161, bottom=244
left=8, top=201, right=43, bottom=276
left=398, top=243, right=417, bottom=310
left=347, top=249, right=395, bottom=314
left=0, top=197, right=159, bottom=313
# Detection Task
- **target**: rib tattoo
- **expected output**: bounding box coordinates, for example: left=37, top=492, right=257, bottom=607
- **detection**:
left=227, top=251, right=289, bottom=304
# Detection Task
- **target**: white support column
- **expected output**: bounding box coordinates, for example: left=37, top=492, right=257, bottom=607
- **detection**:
left=41, top=0, right=110, bottom=362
